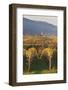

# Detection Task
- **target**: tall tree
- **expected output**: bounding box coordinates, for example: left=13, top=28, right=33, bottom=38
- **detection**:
left=41, top=48, right=54, bottom=70
left=26, top=48, right=37, bottom=72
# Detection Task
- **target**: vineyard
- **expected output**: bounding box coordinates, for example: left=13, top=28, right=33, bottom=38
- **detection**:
left=23, top=35, right=57, bottom=74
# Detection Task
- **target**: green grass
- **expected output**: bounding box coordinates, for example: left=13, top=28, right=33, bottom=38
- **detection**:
left=23, top=68, right=57, bottom=75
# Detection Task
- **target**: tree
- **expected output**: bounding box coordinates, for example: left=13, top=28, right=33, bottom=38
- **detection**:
left=41, top=48, right=54, bottom=71
left=51, top=49, right=57, bottom=69
left=26, top=48, right=38, bottom=72
left=23, top=49, right=28, bottom=73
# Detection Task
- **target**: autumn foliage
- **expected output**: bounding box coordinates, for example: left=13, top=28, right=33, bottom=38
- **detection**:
left=23, top=35, right=57, bottom=74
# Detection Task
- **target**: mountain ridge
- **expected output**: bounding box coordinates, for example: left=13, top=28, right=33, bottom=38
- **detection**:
left=23, top=18, right=57, bottom=36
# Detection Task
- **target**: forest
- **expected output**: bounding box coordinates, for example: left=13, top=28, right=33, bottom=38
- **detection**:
left=23, top=35, right=57, bottom=74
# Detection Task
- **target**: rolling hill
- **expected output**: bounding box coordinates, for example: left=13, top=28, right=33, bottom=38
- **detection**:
left=23, top=18, right=57, bottom=36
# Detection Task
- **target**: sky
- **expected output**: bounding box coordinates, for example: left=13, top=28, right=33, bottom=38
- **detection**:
left=23, top=15, right=57, bottom=26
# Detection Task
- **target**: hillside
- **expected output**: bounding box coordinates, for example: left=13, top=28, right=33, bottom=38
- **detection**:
left=23, top=18, right=57, bottom=36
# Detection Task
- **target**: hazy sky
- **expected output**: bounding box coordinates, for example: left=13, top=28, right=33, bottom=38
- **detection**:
left=23, top=15, right=57, bottom=26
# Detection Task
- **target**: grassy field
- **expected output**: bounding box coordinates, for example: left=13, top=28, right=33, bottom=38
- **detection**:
left=23, top=68, right=57, bottom=75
